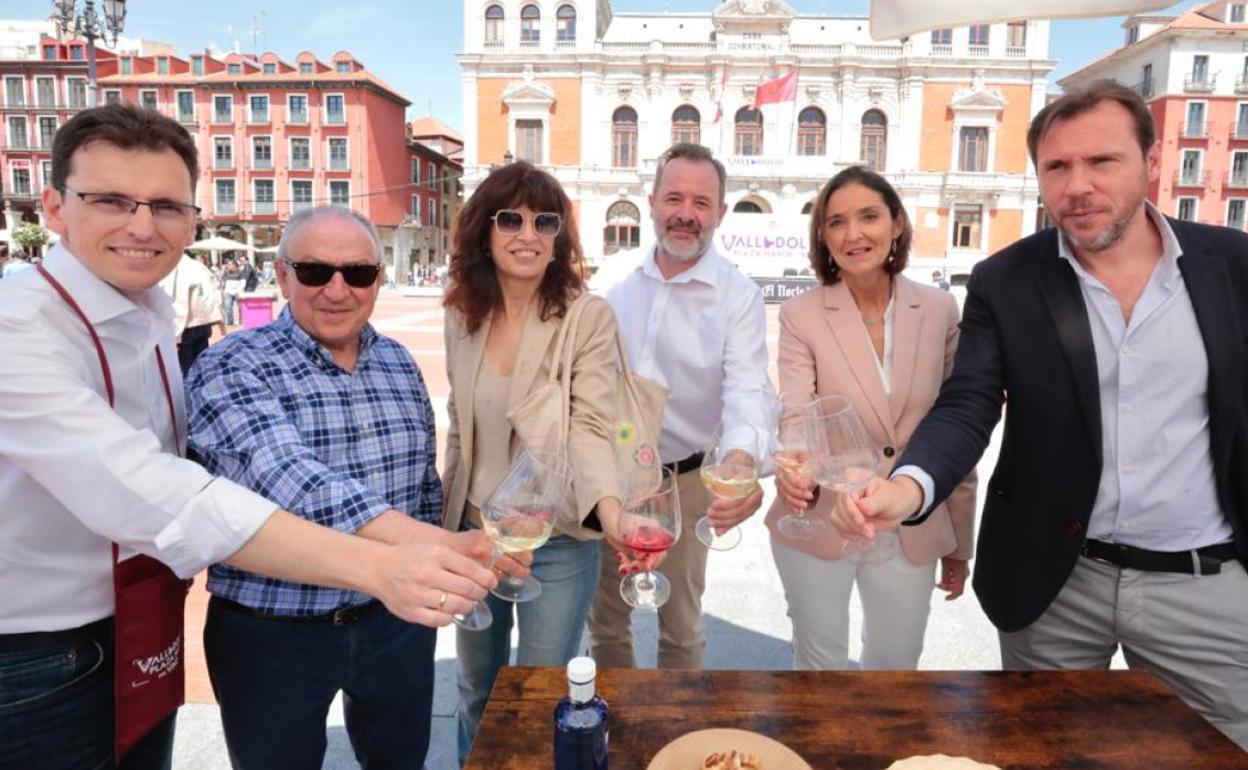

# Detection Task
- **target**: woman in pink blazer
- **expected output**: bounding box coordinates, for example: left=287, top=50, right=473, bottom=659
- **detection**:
left=767, top=166, right=977, bottom=670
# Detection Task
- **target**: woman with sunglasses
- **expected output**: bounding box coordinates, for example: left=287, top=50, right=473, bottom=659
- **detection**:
left=442, top=161, right=628, bottom=763
left=767, top=166, right=977, bottom=671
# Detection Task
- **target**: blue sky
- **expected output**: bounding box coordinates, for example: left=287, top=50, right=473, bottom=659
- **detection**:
left=0, top=1, right=1204, bottom=130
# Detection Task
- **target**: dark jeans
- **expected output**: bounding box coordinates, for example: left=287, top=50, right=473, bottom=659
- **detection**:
left=205, top=597, right=436, bottom=770
left=0, top=618, right=176, bottom=770
left=176, top=324, right=213, bottom=376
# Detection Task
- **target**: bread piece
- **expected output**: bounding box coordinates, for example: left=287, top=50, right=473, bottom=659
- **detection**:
left=702, top=749, right=763, bottom=769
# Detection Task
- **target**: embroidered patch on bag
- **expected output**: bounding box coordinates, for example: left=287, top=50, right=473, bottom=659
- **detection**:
left=616, top=421, right=637, bottom=444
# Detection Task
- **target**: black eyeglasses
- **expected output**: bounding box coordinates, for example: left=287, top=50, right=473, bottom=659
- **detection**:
left=63, top=188, right=201, bottom=223
left=280, top=259, right=381, bottom=288
left=491, top=209, right=562, bottom=237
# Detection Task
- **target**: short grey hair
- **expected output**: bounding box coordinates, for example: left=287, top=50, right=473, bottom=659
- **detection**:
left=276, top=206, right=383, bottom=264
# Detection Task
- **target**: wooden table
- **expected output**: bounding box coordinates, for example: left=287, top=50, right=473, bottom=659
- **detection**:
left=465, top=667, right=1245, bottom=769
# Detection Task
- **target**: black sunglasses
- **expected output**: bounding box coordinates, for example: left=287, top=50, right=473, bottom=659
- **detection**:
left=281, top=259, right=381, bottom=288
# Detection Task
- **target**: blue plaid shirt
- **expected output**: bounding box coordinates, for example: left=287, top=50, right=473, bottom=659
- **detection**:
left=186, top=307, right=441, bottom=615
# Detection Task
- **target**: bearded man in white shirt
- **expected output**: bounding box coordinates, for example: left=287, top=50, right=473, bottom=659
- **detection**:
left=588, top=143, right=776, bottom=669
left=0, top=103, right=504, bottom=769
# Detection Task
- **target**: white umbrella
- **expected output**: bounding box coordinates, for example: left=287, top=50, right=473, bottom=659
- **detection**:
left=187, top=235, right=254, bottom=252
left=870, top=0, right=1171, bottom=40
left=254, top=245, right=280, bottom=253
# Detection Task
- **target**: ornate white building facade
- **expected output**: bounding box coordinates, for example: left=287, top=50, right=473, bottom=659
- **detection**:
left=460, top=0, right=1056, bottom=275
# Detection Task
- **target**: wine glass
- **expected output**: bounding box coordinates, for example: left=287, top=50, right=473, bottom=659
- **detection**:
left=771, top=396, right=823, bottom=540
left=618, top=466, right=681, bottom=611
left=805, top=395, right=898, bottom=565
left=453, top=446, right=570, bottom=631
left=696, top=422, right=762, bottom=551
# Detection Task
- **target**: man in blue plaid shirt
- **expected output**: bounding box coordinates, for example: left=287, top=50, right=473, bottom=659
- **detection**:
left=186, top=206, right=470, bottom=769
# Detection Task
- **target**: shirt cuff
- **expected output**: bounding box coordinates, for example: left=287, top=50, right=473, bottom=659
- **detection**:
left=153, top=477, right=278, bottom=578
left=890, top=465, right=934, bottom=524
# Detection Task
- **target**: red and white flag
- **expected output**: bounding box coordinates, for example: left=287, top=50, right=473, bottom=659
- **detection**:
left=753, top=70, right=797, bottom=109
left=713, top=66, right=728, bottom=124
left=869, top=0, right=1171, bottom=40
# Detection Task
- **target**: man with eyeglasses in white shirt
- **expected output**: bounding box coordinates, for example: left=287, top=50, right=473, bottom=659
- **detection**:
left=588, top=143, right=776, bottom=669
left=0, top=103, right=502, bottom=769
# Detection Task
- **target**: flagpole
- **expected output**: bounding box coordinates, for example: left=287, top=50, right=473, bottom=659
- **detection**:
left=789, top=66, right=799, bottom=157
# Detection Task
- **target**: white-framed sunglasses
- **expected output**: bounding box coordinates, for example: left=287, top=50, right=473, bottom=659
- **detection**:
left=491, top=209, right=562, bottom=237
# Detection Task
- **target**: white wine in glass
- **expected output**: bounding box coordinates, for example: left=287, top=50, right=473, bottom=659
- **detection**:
left=696, top=422, right=762, bottom=551
left=772, top=395, right=824, bottom=540
left=806, top=395, right=898, bottom=565
left=453, top=446, right=569, bottom=631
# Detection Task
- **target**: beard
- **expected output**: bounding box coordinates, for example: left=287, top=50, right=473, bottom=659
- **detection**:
left=1054, top=185, right=1148, bottom=255
left=652, top=215, right=713, bottom=262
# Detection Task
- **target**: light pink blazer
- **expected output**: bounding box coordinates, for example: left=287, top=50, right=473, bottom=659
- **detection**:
left=764, top=275, right=977, bottom=564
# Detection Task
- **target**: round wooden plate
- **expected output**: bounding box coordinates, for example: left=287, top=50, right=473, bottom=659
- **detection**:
left=645, top=727, right=814, bottom=770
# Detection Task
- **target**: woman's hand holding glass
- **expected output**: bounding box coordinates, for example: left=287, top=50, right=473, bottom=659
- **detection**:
left=771, top=396, right=824, bottom=540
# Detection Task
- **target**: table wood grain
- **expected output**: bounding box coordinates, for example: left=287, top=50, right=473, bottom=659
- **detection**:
left=464, top=667, right=1245, bottom=769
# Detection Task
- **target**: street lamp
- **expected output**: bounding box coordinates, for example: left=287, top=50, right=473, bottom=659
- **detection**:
left=51, top=0, right=127, bottom=108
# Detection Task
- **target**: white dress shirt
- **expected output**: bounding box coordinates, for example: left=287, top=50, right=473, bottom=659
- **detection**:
left=0, top=244, right=276, bottom=634
left=598, top=243, right=775, bottom=464
left=158, top=254, right=223, bottom=339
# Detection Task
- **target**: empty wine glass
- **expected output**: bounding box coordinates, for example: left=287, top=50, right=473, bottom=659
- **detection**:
left=453, top=445, right=570, bottom=631
left=618, top=466, right=681, bottom=611
left=805, top=395, right=898, bottom=565
left=696, top=422, right=762, bottom=551
left=771, top=396, right=823, bottom=540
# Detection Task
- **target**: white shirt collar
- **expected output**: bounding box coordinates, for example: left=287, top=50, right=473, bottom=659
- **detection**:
left=1057, top=202, right=1183, bottom=287
left=638, top=240, right=726, bottom=288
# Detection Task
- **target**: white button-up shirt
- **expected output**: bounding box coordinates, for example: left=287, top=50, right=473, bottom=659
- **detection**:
left=598, top=243, right=775, bottom=464
left=0, top=244, right=275, bottom=634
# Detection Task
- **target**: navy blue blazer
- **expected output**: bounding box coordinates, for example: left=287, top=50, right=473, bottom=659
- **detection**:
left=899, top=217, right=1248, bottom=632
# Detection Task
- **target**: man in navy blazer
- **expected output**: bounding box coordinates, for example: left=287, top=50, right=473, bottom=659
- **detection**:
left=835, top=80, right=1248, bottom=749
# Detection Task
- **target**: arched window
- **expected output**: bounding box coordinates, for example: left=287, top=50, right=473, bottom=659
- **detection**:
left=484, top=5, right=504, bottom=44
left=671, top=105, right=701, bottom=146
left=860, top=109, right=887, bottom=171
left=734, top=107, right=763, bottom=156
left=612, top=106, right=638, bottom=168
left=734, top=200, right=763, bottom=213
left=520, top=4, right=541, bottom=44
left=604, top=200, right=641, bottom=256
left=556, top=5, right=577, bottom=43
left=801, top=200, right=814, bottom=215
left=797, top=107, right=826, bottom=156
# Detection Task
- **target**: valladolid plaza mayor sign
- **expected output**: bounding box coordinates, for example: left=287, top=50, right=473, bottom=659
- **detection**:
left=714, top=212, right=817, bottom=303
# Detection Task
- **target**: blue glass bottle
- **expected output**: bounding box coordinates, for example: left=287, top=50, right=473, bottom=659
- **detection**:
left=553, top=656, right=609, bottom=770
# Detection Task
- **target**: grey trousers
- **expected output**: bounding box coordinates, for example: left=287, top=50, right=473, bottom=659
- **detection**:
left=587, top=467, right=712, bottom=669
left=1000, top=554, right=1248, bottom=750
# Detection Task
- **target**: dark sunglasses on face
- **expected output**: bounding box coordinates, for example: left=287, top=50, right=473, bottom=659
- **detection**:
left=281, top=259, right=381, bottom=288
left=491, top=209, right=562, bottom=237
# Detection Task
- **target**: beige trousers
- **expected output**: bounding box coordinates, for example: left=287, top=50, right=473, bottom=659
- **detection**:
left=587, top=467, right=712, bottom=669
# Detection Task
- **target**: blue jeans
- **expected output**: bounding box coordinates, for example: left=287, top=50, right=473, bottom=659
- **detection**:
left=0, top=618, right=175, bottom=770
left=222, top=293, right=237, bottom=326
left=456, top=535, right=601, bottom=766
left=204, top=598, right=436, bottom=770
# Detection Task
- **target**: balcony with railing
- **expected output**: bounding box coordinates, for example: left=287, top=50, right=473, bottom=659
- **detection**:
left=1133, top=79, right=1155, bottom=99
left=324, top=110, right=345, bottom=125
left=177, top=111, right=195, bottom=124
left=212, top=110, right=232, bottom=124
left=248, top=109, right=269, bottom=124
left=253, top=200, right=276, bottom=215
left=929, top=43, right=953, bottom=56
left=1184, top=71, right=1217, bottom=92
left=213, top=156, right=234, bottom=171
left=253, top=157, right=273, bottom=170
left=967, top=44, right=990, bottom=57
left=1237, top=74, right=1248, bottom=94
left=291, top=200, right=313, bottom=214
left=1174, top=169, right=1209, bottom=187
left=1232, top=123, right=1248, bottom=142
left=1005, top=45, right=1027, bottom=57
left=290, top=156, right=312, bottom=171
left=328, top=157, right=348, bottom=171
left=3, top=183, right=34, bottom=200
left=1181, top=121, right=1209, bottom=139
left=215, top=199, right=236, bottom=215
left=1225, top=171, right=1248, bottom=189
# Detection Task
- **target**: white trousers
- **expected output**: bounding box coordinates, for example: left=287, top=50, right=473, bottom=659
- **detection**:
left=1000, top=555, right=1248, bottom=750
left=770, top=536, right=938, bottom=670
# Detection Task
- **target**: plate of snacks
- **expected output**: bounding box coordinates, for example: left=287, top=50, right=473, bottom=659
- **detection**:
left=645, top=727, right=813, bottom=770
left=885, top=756, right=1001, bottom=770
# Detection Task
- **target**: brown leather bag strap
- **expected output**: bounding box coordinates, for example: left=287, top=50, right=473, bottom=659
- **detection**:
left=37, top=264, right=115, bottom=407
